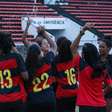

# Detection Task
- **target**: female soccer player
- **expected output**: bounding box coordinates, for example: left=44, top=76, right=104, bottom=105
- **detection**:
left=99, top=39, right=112, bottom=112
left=53, top=23, right=92, bottom=112
left=26, top=43, right=56, bottom=112
left=53, top=37, right=79, bottom=112
left=0, top=32, right=28, bottom=112
left=76, top=43, right=112, bottom=112
left=22, top=17, right=57, bottom=57
left=70, top=24, right=112, bottom=112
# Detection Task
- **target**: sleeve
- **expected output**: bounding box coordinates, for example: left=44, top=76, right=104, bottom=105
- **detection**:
left=104, top=55, right=112, bottom=85
left=16, top=53, right=27, bottom=73
left=51, top=59, right=58, bottom=93
left=46, top=31, right=55, bottom=42
left=106, top=55, right=112, bottom=78
left=104, top=70, right=112, bottom=86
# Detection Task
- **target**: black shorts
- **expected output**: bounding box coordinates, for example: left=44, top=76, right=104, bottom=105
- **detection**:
left=56, top=96, right=76, bottom=112
left=79, top=106, right=106, bottom=112
left=0, top=100, right=26, bottom=112
left=27, top=101, right=56, bottom=112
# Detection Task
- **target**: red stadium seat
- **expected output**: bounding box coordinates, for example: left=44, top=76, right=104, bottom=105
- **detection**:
left=52, top=0, right=112, bottom=38
left=0, top=0, right=59, bottom=42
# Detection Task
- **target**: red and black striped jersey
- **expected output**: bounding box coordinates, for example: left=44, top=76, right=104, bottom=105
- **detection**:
left=0, top=53, right=27, bottom=102
left=54, top=55, right=80, bottom=99
left=27, top=63, right=56, bottom=104
left=28, top=63, right=55, bottom=93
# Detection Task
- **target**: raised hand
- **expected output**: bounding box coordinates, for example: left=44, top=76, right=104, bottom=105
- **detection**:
left=26, top=17, right=32, bottom=27
left=37, top=25, right=45, bottom=34
left=23, top=17, right=32, bottom=35
left=79, top=23, right=95, bottom=36
left=82, top=23, right=95, bottom=32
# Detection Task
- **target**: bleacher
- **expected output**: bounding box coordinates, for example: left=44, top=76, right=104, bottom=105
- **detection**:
left=0, top=0, right=60, bottom=43
left=0, top=0, right=112, bottom=41
left=51, top=0, right=112, bottom=39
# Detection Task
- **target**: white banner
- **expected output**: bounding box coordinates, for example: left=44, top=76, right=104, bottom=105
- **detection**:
left=21, top=16, right=66, bottom=37
left=44, top=0, right=56, bottom=5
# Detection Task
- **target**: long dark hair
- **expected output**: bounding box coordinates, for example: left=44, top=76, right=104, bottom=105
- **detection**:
left=0, top=32, right=13, bottom=54
left=25, top=44, right=42, bottom=75
left=57, top=36, right=73, bottom=62
left=82, top=43, right=106, bottom=78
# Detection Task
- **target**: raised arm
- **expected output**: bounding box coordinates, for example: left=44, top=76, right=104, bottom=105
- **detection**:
left=22, top=17, right=32, bottom=47
left=43, top=31, right=57, bottom=54
left=70, top=23, right=94, bottom=55
left=37, top=26, right=57, bottom=54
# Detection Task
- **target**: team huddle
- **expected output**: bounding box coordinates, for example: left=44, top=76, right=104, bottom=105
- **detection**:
left=0, top=21, right=112, bottom=112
